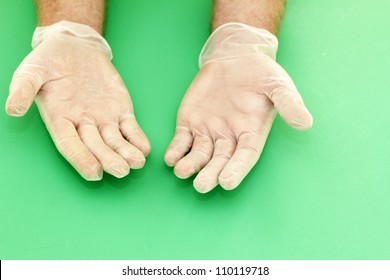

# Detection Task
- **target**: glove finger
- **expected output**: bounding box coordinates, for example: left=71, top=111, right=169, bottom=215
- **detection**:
left=78, top=122, right=130, bottom=178
left=174, top=135, right=213, bottom=179
left=193, top=138, right=236, bottom=193
left=100, top=124, right=146, bottom=169
left=263, top=63, right=313, bottom=130
left=120, top=116, right=151, bottom=156
left=51, top=119, right=102, bottom=181
left=219, top=130, right=269, bottom=190
left=6, top=61, right=46, bottom=117
left=164, top=125, right=193, bottom=167
left=268, top=85, right=313, bottom=130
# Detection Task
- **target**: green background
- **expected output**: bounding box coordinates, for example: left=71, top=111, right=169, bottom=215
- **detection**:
left=1, top=0, right=389, bottom=259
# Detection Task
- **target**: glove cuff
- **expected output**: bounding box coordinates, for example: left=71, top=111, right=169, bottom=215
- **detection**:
left=32, top=20, right=113, bottom=60
left=199, top=22, right=278, bottom=68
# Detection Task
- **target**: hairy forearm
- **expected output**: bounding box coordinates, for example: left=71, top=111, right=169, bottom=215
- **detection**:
left=212, top=0, right=286, bottom=34
left=35, top=0, right=106, bottom=34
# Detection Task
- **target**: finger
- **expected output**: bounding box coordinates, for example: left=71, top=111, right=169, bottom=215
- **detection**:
left=193, top=138, right=236, bottom=193
left=219, top=131, right=268, bottom=190
left=174, top=135, right=213, bottom=179
left=120, top=116, right=151, bottom=156
left=164, top=126, right=193, bottom=167
left=50, top=119, right=102, bottom=181
left=78, top=123, right=130, bottom=178
left=6, top=60, right=46, bottom=117
left=265, top=76, right=313, bottom=130
left=269, top=87, right=313, bottom=130
left=100, top=124, right=146, bottom=169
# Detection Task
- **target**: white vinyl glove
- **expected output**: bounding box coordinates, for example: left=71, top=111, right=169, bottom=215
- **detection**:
left=5, top=21, right=150, bottom=180
left=165, top=22, right=313, bottom=193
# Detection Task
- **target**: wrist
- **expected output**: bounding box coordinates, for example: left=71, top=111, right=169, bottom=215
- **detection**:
left=32, top=20, right=112, bottom=60
left=199, top=22, right=278, bottom=68
left=35, top=0, right=105, bottom=35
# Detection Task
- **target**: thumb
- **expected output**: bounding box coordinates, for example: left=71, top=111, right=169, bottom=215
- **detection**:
left=268, top=84, right=313, bottom=130
left=262, top=59, right=313, bottom=130
left=6, top=58, right=46, bottom=117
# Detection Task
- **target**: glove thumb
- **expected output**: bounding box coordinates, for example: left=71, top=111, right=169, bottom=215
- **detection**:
left=267, top=84, right=313, bottom=130
left=6, top=56, right=46, bottom=117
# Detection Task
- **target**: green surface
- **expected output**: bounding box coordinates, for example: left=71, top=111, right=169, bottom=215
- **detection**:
left=1, top=0, right=390, bottom=259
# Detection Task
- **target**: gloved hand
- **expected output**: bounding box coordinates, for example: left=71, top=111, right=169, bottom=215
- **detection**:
left=5, top=21, right=150, bottom=180
left=165, top=22, right=313, bottom=193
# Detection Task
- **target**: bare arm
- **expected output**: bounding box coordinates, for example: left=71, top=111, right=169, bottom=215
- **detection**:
left=35, top=0, right=105, bottom=34
left=212, top=0, right=286, bottom=34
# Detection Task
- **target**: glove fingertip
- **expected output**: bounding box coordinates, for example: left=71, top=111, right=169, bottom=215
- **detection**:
left=193, top=175, right=214, bottom=194
left=5, top=102, right=29, bottom=117
left=287, top=111, right=313, bottom=130
left=218, top=174, right=240, bottom=191
left=277, top=97, right=313, bottom=130
left=6, top=83, right=37, bottom=117
left=164, top=151, right=177, bottom=167
left=83, top=169, right=103, bottom=181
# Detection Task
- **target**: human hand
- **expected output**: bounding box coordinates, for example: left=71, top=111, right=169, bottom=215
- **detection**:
left=165, top=23, right=312, bottom=193
left=5, top=21, right=150, bottom=180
